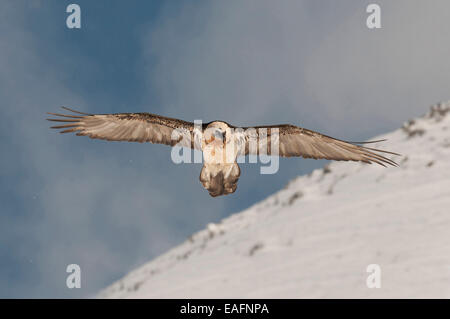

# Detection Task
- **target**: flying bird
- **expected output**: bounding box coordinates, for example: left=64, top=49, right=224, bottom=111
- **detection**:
left=47, top=107, right=399, bottom=197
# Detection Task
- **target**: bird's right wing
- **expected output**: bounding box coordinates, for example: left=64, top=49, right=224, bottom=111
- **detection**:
left=47, top=107, right=202, bottom=149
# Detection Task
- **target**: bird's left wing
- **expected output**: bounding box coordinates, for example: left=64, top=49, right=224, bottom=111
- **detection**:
left=47, top=107, right=201, bottom=149
left=236, top=124, right=399, bottom=167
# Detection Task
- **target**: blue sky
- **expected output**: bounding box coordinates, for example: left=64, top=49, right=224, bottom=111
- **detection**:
left=1, top=0, right=450, bottom=298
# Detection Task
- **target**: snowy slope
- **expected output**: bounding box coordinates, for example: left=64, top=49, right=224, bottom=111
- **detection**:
left=99, top=102, right=450, bottom=299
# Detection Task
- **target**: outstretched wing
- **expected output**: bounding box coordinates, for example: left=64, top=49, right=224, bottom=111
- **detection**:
left=239, top=124, right=399, bottom=167
left=47, top=107, right=201, bottom=149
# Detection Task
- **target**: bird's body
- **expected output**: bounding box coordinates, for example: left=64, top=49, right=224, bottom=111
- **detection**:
left=200, top=121, right=242, bottom=196
left=47, top=107, right=399, bottom=197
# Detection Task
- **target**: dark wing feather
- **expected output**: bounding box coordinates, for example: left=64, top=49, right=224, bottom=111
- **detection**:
left=47, top=107, right=201, bottom=149
left=240, top=124, right=399, bottom=167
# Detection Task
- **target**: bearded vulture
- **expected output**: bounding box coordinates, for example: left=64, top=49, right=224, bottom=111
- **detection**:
left=47, top=107, right=399, bottom=197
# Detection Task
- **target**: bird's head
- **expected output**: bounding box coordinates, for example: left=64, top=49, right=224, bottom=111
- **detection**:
left=204, top=121, right=230, bottom=145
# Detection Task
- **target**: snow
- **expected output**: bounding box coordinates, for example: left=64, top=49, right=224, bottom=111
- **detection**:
left=98, top=102, right=450, bottom=298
